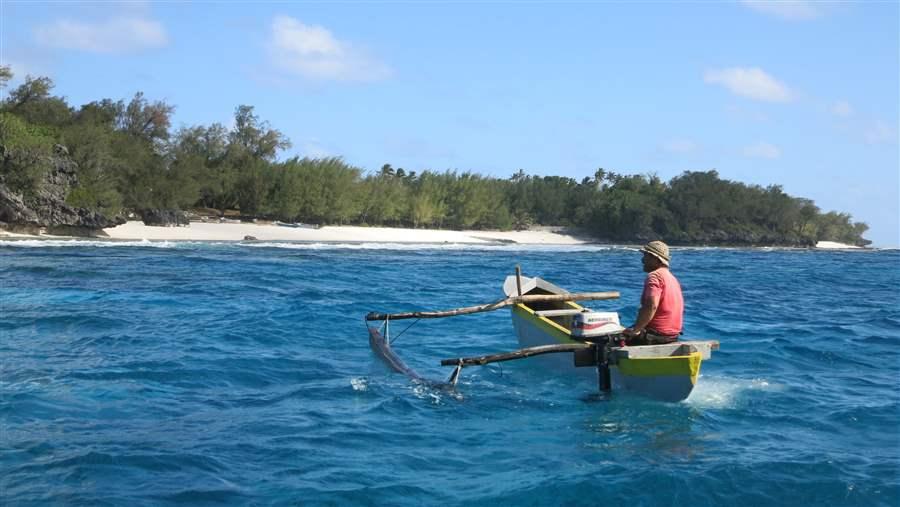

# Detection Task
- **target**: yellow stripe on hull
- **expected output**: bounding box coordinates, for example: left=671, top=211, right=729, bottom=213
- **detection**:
left=511, top=303, right=581, bottom=344
left=616, top=352, right=703, bottom=401
left=618, top=352, right=702, bottom=383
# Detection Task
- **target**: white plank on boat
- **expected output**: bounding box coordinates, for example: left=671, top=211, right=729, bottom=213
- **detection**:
left=534, top=309, right=584, bottom=317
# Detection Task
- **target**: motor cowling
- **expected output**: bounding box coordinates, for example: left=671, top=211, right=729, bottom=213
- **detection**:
left=571, top=311, right=624, bottom=338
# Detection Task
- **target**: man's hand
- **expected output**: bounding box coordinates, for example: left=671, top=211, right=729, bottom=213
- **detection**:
left=623, top=327, right=642, bottom=338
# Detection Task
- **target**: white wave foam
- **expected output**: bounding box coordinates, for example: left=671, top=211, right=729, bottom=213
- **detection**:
left=0, top=238, right=185, bottom=248
left=10, top=238, right=810, bottom=253
left=1, top=237, right=626, bottom=252
left=411, top=383, right=446, bottom=404
left=685, top=375, right=781, bottom=409
left=350, top=377, right=368, bottom=391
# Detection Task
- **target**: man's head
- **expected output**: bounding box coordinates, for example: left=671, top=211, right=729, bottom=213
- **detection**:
left=640, top=240, right=670, bottom=272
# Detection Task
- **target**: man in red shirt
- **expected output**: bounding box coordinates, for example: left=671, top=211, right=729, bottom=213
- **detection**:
left=623, top=241, right=683, bottom=345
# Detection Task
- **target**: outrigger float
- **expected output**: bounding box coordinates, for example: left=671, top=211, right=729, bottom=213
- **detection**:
left=366, top=267, right=719, bottom=402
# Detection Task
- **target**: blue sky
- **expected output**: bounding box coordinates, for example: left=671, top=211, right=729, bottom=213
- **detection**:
left=2, top=1, right=898, bottom=246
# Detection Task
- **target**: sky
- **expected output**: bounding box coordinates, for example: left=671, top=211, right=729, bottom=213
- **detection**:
left=1, top=1, right=898, bottom=246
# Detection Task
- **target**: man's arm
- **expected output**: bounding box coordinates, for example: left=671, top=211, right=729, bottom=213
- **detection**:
left=624, top=294, right=659, bottom=337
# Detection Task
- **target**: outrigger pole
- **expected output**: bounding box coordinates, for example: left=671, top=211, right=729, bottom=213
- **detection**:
left=365, top=292, right=620, bottom=321
left=439, top=343, right=592, bottom=366
left=438, top=336, right=621, bottom=392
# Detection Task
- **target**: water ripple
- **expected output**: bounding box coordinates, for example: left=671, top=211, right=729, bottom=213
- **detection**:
left=2, top=246, right=898, bottom=505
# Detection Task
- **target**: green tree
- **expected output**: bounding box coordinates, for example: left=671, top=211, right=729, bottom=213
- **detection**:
left=447, top=172, right=492, bottom=228
left=0, top=112, right=55, bottom=195
left=408, top=170, right=449, bottom=228
left=61, top=120, right=123, bottom=214
left=172, top=123, right=230, bottom=211
left=2, top=76, right=73, bottom=129
left=229, top=105, right=291, bottom=160
left=119, top=92, right=174, bottom=145
left=0, top=65, right=12, bottom=91
left=359, top=169, right=407, bottom=225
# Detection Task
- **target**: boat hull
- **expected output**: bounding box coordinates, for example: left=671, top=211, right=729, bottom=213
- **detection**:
left=613, top=351, right=702, bottom=402
left=509, top=292, right=706, bottom=402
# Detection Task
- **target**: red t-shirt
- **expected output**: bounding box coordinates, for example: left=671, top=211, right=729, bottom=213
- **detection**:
left=642, top=267, right=683, bottom=336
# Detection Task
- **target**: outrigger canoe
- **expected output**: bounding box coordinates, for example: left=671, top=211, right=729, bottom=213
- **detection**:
left=365, top=269, right=718, bottom=402
left=503, top=275, right=718, bottom=402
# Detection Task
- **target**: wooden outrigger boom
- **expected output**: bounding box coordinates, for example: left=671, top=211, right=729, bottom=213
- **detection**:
left=365, top=292, right=620, bottom=321
left=440, top=343, right=593, bottom=366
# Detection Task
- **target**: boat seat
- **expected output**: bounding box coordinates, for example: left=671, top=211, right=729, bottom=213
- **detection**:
left=534, top=309, right=584, bottom=317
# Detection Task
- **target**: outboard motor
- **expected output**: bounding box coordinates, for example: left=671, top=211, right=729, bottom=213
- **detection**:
left=571, top=311, right=625, bottom=338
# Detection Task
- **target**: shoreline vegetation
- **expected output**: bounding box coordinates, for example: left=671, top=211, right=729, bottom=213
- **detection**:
left=0, top=68, right=871, bottom=247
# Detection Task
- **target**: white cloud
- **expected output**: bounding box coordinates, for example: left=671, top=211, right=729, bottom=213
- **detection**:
left=704, top=67, right=792, bottom=102
left=301, top=139, right=332, bottom=159
left=741, top=0, right=822, bottom=20
left=661, top=139, right=698, bottom=153
left=864, top=121, right=897, bottom=145
left=831, top=100, right=854, bottom=117
left=34, top=16, right=168, bottom=54
left=743, top=142, right=782, bottom=159
left=268, top=15, right=390, bottom=82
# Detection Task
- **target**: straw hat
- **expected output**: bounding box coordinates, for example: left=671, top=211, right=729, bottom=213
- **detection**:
left=640, top=240, right=670, bottom=266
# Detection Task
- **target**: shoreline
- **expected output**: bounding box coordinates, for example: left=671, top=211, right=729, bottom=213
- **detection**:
left=0, top=222, right=876, bottom=250
left=1, top=221, right=590, bottom=245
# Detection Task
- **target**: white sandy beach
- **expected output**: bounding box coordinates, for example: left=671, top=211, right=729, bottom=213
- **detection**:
left=0, top=222, right=870, bottom=248
left=814, top=241, right=863, bottom=249
left=91, top=221, right=589, bottom=244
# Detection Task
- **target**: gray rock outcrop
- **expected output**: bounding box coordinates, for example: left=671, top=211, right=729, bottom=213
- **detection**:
left=138, top=208, right=189, bottom=226
left=0, top=151, right=125, bottom=235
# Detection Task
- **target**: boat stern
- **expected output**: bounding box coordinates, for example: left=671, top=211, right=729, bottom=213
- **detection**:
left=612, top=342, right=716, bottom=401
left=614, top=351, right=702, bottom=402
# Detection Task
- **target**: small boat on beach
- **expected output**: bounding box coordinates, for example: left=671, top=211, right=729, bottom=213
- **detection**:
left=275, top=221, right=320, bottom=229
left=365, top=268, right=718, bottom=402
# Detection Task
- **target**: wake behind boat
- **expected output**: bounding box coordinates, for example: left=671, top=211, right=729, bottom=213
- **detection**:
left=365, top=268, right=719, bottom=402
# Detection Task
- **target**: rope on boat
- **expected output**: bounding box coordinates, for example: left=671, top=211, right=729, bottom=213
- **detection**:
left=366, top=314, right=422, bottom=345
left=390, top=318, right=421, bottom=345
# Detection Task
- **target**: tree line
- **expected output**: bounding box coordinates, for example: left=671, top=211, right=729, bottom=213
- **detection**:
left=0, top=68, right=869, bottom=246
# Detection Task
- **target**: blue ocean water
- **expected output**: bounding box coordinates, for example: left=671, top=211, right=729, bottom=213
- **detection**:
left=1, top=239, right=898, bottom=506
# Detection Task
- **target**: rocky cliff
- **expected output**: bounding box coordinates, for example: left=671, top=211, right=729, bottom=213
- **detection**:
left=0, top=151, right=125, bottom=235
